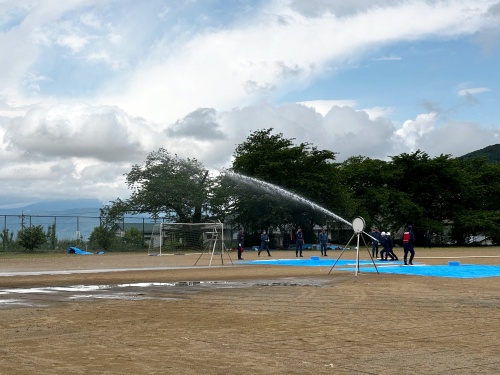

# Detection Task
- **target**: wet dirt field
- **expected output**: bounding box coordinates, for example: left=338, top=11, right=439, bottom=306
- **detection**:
left=1, top=248, right=500, bottom=374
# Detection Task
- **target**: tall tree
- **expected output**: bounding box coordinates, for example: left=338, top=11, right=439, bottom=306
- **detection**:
left=389, top=151, right=470, bottom=243
left=338, top=156, right=413, bottom=232
left=451, top=157, right=500, bottom=244
left=113, top=148, right=213, bottom=223
left=228, top=129, right=353, bottom=242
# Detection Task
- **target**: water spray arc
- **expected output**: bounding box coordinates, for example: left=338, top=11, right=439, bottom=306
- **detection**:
left=226, top=172, right=352, bottom=226
left=227, top=171, right=380, bottom=275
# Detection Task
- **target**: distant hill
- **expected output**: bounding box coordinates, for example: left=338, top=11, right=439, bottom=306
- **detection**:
left=0, top=199, right=106, bottom=241
left=0, top=199, right=104, bottom=216
left=459, top=144, right=500, bottom=163
left=0, top=199, right=155, bottom=241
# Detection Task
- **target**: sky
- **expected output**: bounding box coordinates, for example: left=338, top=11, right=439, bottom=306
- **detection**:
left=1, top=0, right=500, bottom=208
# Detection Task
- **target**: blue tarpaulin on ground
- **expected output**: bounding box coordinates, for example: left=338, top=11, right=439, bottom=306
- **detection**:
left=242, top=258, right=500, bottom=278
left=68, top=246, right=93, bottom=255
left=343, top=264, right=500, bottom=279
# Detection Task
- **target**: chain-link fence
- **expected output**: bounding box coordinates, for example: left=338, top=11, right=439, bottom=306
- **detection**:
left=0, top=214, right=161, bottom=252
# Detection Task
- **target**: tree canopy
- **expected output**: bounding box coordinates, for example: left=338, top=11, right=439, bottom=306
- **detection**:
left=227, top=128, right=353, bottom=243
left=103, top=131, right=500, bottom=246
left=105, top=148, right=215, bottom=223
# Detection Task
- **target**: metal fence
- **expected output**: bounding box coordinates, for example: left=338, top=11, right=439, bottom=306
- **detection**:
left=1, top=214, right=354, bottom=252
left=0, top=214, right=162, bottom=250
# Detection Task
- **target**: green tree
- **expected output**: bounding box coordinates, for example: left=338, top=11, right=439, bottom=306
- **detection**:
left=114, top=148, right=213, bottom=223
left=450, top=157, right=500, bottom=244
left=389, top=151, right=472, bottom=244
left=17, top=225, right=47, bottom=251
left=0, top=228, right=14, bottom=251
left=89, top=226, right=115, bottom=251
left=337, top=156, right=409, bottom=232
left=122, top=227, right=146, bottom=249
left=336, top=151, right=498, bottom=245
left=228, top=128, right=353, bottom=243
left=46, top=223, right=57, bottom=249
left=100, top=198, right=129, bottom=229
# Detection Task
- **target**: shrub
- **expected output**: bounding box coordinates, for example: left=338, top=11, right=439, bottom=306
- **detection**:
left=17, top=225, right=47, bottom=251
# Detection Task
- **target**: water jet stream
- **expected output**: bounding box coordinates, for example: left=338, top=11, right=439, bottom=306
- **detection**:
left=226, top=172, right=352, bottom=227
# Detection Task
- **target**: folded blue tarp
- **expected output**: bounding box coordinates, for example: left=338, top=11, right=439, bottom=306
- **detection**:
left=68, top=246, right=93, bottom=255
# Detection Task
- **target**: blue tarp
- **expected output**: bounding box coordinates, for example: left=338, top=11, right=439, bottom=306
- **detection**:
left=68, top=246, right=93, bottom=255
left=343, top=264, right=500, bottom=279
left=242, top=258, right=500, bottom=279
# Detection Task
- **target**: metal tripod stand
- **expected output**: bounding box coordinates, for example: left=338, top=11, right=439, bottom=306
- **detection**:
left=328, top=217, right=379, bottom=276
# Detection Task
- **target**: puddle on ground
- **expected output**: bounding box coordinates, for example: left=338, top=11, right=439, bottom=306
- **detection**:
left=0, top=278, right=329, bottom=309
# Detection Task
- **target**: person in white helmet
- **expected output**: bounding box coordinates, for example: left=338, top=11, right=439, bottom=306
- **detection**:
left=378, top=232, right=386, bottom=260
left=385, top=232, right=398, bottom=261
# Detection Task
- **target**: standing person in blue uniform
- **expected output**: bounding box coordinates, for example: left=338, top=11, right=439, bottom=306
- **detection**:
left=319, top=228, right=328, bottom=256
left=403, top=225, right=415, bottom=265
left=237, top=228, right=245, bottom=260
left=295, top=227, right=304, bottom=257
left=424, top=230, right=432, bottom=248
left=371, top=227, right=381, bottom=259
left=259, top=229, right=271, bottom=257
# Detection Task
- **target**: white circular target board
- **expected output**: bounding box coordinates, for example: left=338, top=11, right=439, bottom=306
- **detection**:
left=352, top=217, right=365, bottom=233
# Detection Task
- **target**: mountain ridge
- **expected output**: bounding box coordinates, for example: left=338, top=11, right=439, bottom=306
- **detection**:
left=459, top=144, right=500, bottom=163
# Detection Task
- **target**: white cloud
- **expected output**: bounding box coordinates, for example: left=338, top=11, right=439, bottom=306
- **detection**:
left=298, top=100, right=357, bottom=116
left=0, top=0, right=499, bottom=207
left=56, top=33, right=89, bottom=53
left=396, top=117, right=500, bottom=158
left=457, top=87, right=491, bottom=96
left=103, top=0, right=496, bottom=124
left=395, top=112, right=439, bottom=150
left=3, top=103, right=158, bottom=162
left=361, top=107, right=395, bottom=120
left=371, top=54, right=402, bottom=61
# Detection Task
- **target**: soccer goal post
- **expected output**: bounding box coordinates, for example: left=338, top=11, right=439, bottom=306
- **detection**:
left=148, top=222, right=226, bottom=258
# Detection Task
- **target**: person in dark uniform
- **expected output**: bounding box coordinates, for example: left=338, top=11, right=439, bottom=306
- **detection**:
left=403, top=225, right=415, bottom=265
left=319, top=228, right=328, bottom=256
left=371, top=227, right=381, bottom=259
left=379, top=232, right=387, bottom=260
left=259, top=229, right=271, bottom=257
left=385, top=232, right=399, bottom=261
left=424, top=230, right=431, bottom=248
left=237, top=228, right=245, bottom=260
left=295, top=227, right=304, bottom=257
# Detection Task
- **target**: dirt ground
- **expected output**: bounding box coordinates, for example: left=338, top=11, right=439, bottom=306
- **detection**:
left=1, top=247, right=500, bottom=375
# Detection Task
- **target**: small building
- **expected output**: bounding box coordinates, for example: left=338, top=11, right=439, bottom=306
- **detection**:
left=112, top=223, right=157, bottom=243
left=467, top=235, right=493, bottom=246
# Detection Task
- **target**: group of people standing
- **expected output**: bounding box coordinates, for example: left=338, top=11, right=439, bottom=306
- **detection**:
left=236, top=228, right=272, bottom=260
left=236, top=226, right=309, bottom=259
left=371, top=226, right=415, bottom=265
left=236, top=226, right=324, bottom=259
left=238, top=225, right=416, bottom=265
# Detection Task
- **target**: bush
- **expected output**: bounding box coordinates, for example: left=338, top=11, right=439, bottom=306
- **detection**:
left=17, top=225, right=47, bottom=251
left=89, top=226, right=116, bottom=251
left=1, top=228, right=15, bottom=251
left=122, top=227, right=146, bottom=249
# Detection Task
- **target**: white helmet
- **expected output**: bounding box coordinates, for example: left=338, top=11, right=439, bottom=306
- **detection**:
left=386, top=232, right=391, bottom=236
left=381, top=231, right=386, bottom=236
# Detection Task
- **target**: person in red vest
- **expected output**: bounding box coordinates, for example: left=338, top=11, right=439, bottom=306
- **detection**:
left=403, top=225, right=415, bottom=265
